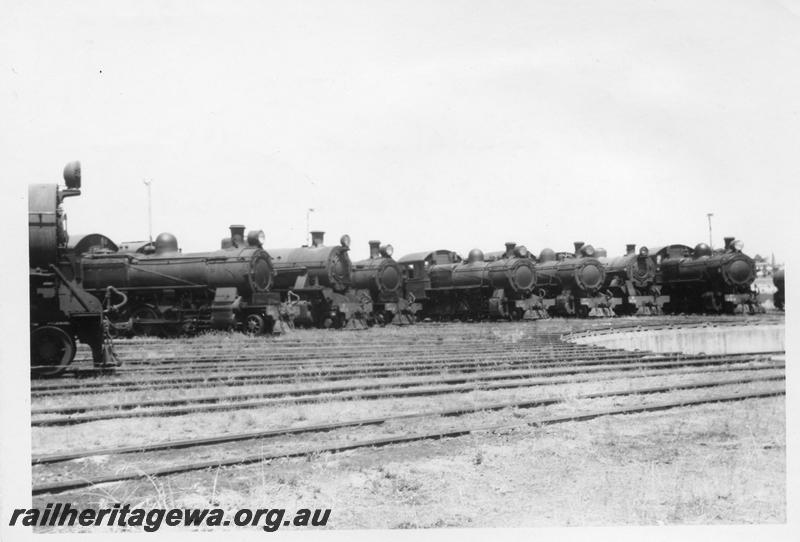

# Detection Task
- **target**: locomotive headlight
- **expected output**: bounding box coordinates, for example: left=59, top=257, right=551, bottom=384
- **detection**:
left=340, top=234, right=351, bottom=248
left=380, top=244, right=394, bottom=257
left=515, top=246, right=529, bottom=258
left=639, top=246, right=649, bottom=257
left=63, top=160, right=82, bottom=189
left=247, top=230, right=266, bottom=247
left=733, top=239, right=744, bottom=252
left=582, top=245, right=595, bottom=257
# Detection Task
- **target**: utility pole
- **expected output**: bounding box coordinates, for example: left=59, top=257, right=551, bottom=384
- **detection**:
left=306, top=208, right=314, bottom=245
left=706, top=212, right=714, bottom=249
left=143, top=179, right=153, bottom=243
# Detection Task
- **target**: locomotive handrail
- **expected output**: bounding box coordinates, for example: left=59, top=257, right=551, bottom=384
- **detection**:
left=119, top=260, right=207, bottom=288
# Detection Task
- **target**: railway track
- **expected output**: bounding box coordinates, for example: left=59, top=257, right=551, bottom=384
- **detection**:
left=31, top=348, right=639, bottom=391
left=63, top=315, right=785, bottom=365
left=31, top=349, right=782, bottom=399
left=30, top=315, right=786, bottom=502
left=46, top=318, right=782, bottom=385
left=30, top=355, right=783, bottom=425
left=32, top=377, right=785, bottom=495
left=58, top=342, right=604, bottom=378
left=97, top=313, right=784, bottom=346
left=77, top=318, right=783, bottom=357
left=31, top=344, right=651, bottom=386
left=67, top=337, right=604, bottom=364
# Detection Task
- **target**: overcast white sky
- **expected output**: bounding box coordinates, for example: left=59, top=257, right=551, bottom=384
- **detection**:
left=3, top=0, right=800, bottom=262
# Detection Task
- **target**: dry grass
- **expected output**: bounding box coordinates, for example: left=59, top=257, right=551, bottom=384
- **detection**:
left=32, top=321, right=785, bottom=531
left=30, top=364, right=782, bottom=455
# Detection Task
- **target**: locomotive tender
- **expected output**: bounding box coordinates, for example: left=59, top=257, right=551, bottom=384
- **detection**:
left=29, top=162, right=122, bottom=376
left=78, top=224, right=281, bottom=336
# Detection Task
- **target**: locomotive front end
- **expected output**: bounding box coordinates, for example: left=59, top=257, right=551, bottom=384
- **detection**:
left=209, top=228, right=275, bottom=295
left=486, top=244, right=536, bottom=293
left=351, top=241, right=402, bottom=296
left=535, top=242, right=613, bottom=317
left=720, top=252, right=755, bottom=288
left=486, top=243, right=546, bottom=319
left=351, top=241, right=413, bottom=324
left=657, top=237, right=762, bottom=314
left=270, top=231, right=352, bottom=293
left=268, top=232, right=367, bottom=328
left=717, top=238, right=760, bottom=313
left=624, top=246, right=657, bottom=288
left=600, top=245, right=667, bottom=315
left=558, top=244, right=606, bottom=294
left=572, top=258, right=606, bottom=293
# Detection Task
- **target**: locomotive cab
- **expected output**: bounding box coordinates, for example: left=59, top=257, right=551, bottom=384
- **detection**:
left=29, top=161, right=122, bottom=376
left=398, top=250, right=460, bottom=303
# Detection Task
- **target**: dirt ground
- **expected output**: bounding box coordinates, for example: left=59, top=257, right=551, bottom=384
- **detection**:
left=30, top=319, right=786, bottom=531
left=212, top=396, right=785, bottom=528
left=36, top=394, right=784, bottom=530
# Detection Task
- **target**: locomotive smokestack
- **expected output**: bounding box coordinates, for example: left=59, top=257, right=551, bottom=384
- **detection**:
left=626, top=244, right=636, bottom=255
left=723, top=236, right=734, bottom=250
left=573, top=241, right=584, bottom=254
left=505, top=242, right=516, bottom=257
left=311, top=231, right=325, bottom=247
left=369, top=240, right=381, bottom=259
left=230, top=225, right=245, bottom=247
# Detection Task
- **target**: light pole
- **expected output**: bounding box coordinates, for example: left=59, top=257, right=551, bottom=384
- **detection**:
left=306, top=208, right=315, bottom=245
left=706, top=212, right=714, bottom=249
left=143, top=179, right=153, bottom=243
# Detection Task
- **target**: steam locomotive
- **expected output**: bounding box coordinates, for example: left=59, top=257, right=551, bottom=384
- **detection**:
left=532, top=242, right=613, bottom=317
left=267, top=231, right=371, bottom=328
left=596, top=244, right=669, bottom=315
left=52, top=179, right=768, bottom=337
left=29, top=162, right=122, bottom=376
left=77, top=225, right=281, bottom=336
left=398, top=243, right=546, bottom=321
left=651, top=236, right=761, bottom=314
left=351, top=241, right=416, bottom=324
